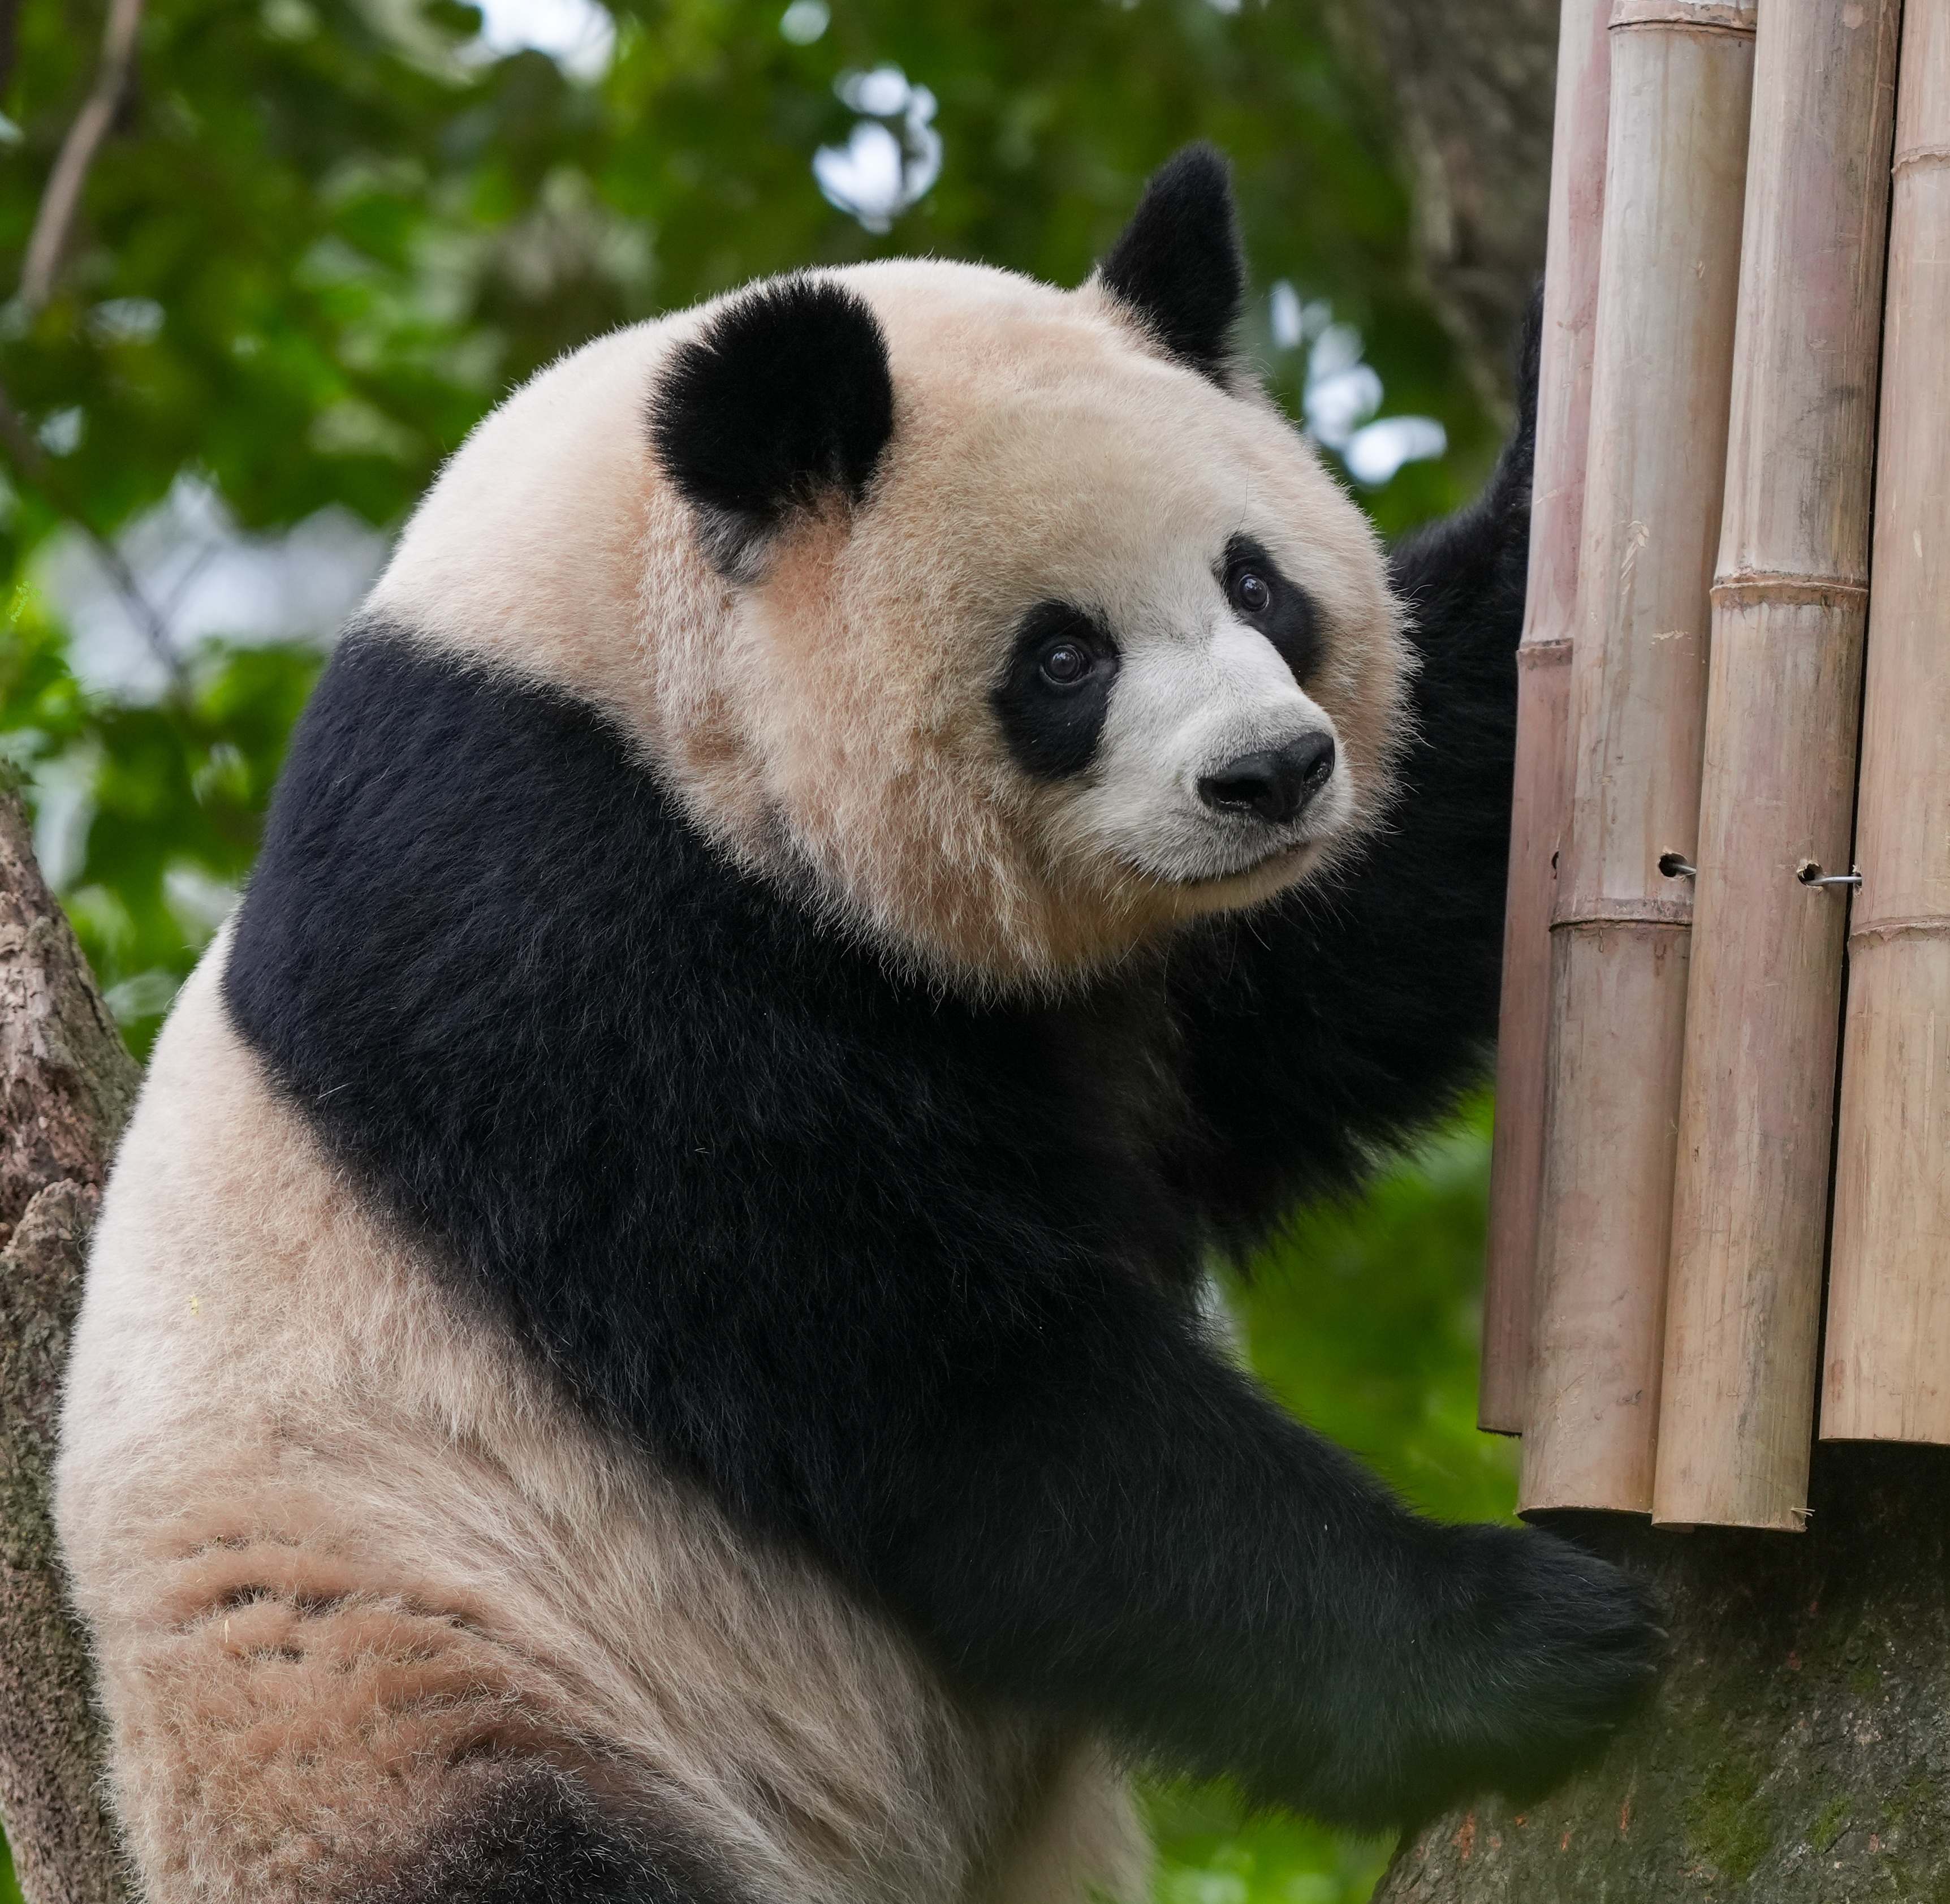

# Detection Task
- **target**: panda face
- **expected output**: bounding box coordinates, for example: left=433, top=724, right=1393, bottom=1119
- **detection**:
left=993, top=529, right=1353, bottom=891
left=652, top=262, right=1408, bottom=995
left=635, top=150, right=1410, bottom=994
left=357, top=152, right=1407, bottom=994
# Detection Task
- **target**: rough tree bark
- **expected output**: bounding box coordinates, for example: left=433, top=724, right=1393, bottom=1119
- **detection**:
left=1376, top=1447, right=1950, bottom=1902
left=0, top=783, right=137, bottom=1904
left=1334, top=0, right=1560, bottom=412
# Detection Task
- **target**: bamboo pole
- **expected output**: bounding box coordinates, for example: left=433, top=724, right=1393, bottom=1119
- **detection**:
left=1517, top=0, right=1754, bottom=1517
left=1479, top=0, right=1613, bottom=1438
left=1651, top=0, right=1903, bottom=1531
left=1822, top=0, right=1950, bottom=1447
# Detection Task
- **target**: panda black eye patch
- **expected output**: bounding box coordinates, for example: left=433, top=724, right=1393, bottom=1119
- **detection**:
left=1220, top=534, right=1322, bottom=686
left=993, top=602, right=1120, bottom=781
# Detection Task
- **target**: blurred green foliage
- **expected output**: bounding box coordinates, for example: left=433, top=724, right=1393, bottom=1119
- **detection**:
left=1153, top=1103, right=1517, bottom=1902
left=1239, top=1102, right=1515, bottom=1531
left=0, top=595, right=323, bottom=1035
left=0, top=1, right=1513, bottom=1898
left=0, top=0, right=1497, bottom=1049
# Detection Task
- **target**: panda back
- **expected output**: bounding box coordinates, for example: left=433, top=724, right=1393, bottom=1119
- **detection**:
left=55, top=946, right=1115, bottom=1903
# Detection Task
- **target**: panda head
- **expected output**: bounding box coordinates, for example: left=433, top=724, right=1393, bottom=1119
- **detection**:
left=648, top=147, right=1410, bottom=994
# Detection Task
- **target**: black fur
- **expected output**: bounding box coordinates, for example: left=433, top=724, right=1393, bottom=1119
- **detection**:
left=357, top=1767, right=738, bottom=1904
left=647, top=275, right=894, bottom=578
left=1098, top=145, right=1245, bottom=385
left=1220, top=533, right=1321, bottom=686
left=226, top=299, right=1657, bottom=1846
left=991, top=600, right=1120, bottom=779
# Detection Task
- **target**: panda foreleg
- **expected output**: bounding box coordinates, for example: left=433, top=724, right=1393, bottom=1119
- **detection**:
left=870, top=1270, right=1660, bottom=1834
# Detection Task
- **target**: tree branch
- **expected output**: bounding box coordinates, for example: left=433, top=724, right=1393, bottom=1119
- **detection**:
left=1332, top=0, right=1559, bottom=413
left=2, top=0, right=180, bottom=688
left=17, top=0, right=144, bottom=318
left=1375, top=1445, right=1950, bottom=1901
left=0, top=784, right=137, bottom=1904
left=0, top=379, right=184, bottom=692
left=0, top=19, right=159, bottom=1878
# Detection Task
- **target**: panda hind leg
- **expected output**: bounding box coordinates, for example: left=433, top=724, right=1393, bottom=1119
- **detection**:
left=356, top=1763, right=741, bottom=1904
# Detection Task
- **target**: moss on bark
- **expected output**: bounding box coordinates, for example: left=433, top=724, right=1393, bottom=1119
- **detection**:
left=1375, top=1444, right=1950, bottom=1901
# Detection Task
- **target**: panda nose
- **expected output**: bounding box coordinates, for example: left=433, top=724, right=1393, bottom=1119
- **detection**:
left=1197, top=733, right=1336, bottom=825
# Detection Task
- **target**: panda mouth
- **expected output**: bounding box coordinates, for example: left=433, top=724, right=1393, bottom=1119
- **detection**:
left=1121, top=831, right=1319, bottom=892
left=1175, top=835, right=1316, bottom=888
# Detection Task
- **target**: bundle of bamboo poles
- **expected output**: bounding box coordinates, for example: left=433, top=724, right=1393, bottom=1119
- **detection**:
left=1483, top=0, right=1940, bottom=1531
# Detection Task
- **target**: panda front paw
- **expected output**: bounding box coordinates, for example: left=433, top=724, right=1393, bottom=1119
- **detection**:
left=1416, top=1523, right=1664, bottom=1811
left=1444, top=1520, right=1664, bottom=1754
left=1309, top=1522, right=1664, bottom=1830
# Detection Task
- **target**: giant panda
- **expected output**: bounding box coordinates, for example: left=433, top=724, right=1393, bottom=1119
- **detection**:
left=55, top=147, right=1659, bottom=1904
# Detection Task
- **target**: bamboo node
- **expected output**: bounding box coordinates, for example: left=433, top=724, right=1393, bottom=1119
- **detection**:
left=1609, top=0, right=1757, bottom=37
left=1710, top=571, right=1870, bottom=608
left=1893, top=143, right=1950, bottom=176
left=1551, top=900, right=1694, bottom=930
left=1848, top=916, right=1950, bottom=947
left=1515, top=637, right=1573, bottom=670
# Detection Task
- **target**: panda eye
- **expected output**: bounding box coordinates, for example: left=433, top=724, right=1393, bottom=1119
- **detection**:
left=1039, top=643, right=1092, bottom=687
left=1231, top=569, right=1272, bottom=615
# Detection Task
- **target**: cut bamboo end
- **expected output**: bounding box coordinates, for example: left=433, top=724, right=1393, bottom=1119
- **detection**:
left=1821, top=0, right=1950, bottom=1449
left=1517, top=1, right=1754, bottom=1516
left=1479, top=0, right=1614, bottom=1438
left=1651, top=0, right=1902, bottom=1531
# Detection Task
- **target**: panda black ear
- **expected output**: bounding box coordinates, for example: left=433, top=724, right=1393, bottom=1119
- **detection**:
left=648, top=275, right=895, bottom=579
left=1096, top=145, right=1245, bottom=387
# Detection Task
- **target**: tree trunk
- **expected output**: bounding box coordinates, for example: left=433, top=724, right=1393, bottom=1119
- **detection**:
left=0, top=784, right=137, bottom=1904
left=1375, top=1444, right=1950, bottom=1901
left=1336, top=0, right=1560, bottom=412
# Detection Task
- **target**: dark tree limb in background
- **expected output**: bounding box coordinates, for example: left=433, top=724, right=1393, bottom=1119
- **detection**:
left=0, top=0, right=182, bottom=693
left=0, top=787, right=136, bottom=1904
left=0, top=0, right=23, bottom=111
left=0, top=379, right=182, bottom=692
left=1333, top=0, right=1559, bottom=413
left=18, top=0, right=147, bottom=318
